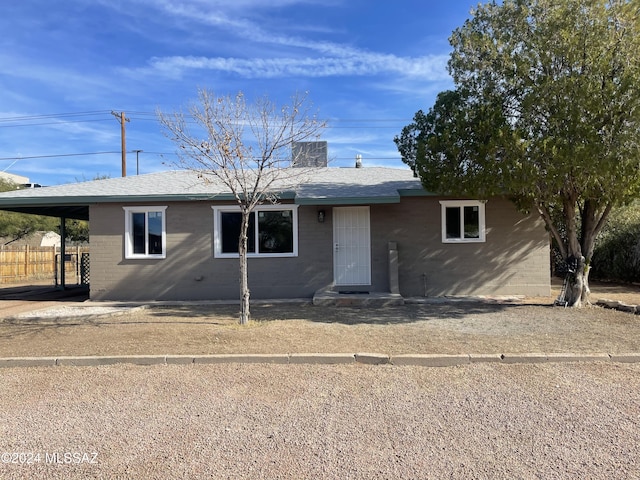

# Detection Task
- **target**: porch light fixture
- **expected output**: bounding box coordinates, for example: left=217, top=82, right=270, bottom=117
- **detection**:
left=317, top=210, right=325, bottom=223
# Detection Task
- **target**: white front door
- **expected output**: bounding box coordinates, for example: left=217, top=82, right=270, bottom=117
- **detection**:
left=333, top=206, right=371, bottom=286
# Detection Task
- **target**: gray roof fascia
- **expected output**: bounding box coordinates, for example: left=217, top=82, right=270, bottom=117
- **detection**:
left=294, top=188, right=433, bottom=206
left=397, top=188, right=436, bottom=197
left=0, top=191, right=298, bottom=207
left=0, top=196, right=96, bottom=208
left=295, top=195, right=402, bottom=205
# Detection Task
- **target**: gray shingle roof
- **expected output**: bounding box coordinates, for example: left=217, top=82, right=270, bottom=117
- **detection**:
left=0, top=167, right=428, bottom=219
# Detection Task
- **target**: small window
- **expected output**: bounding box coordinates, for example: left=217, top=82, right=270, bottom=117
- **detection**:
left=213, top=205, right=298, bottom=258
left=124, top=206, right=167, bottom=258
left=439, top=200, right=486, bottom=243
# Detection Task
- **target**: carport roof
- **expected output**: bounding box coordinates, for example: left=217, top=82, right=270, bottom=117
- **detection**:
left=0, top=167, right=429, bottom=220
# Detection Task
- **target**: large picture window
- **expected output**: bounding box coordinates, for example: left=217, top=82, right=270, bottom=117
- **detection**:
left=439, top=200, right=486, bottom=243
left=124, top=206, right=167, bottom=258
left=213, top=205, right=298, bottom=257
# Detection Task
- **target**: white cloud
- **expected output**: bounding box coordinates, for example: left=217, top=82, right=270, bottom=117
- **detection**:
left=109, top=0, right=449, bottom=82
left=143, top=52, right=449, bottom=81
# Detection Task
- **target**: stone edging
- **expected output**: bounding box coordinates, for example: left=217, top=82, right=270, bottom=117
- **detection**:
left=1, top=352, right=639, bottom=368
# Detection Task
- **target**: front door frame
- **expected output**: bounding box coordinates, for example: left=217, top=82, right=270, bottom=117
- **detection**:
left=332, top=206, right=371, bottom=286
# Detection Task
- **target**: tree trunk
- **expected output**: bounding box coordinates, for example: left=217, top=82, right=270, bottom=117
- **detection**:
left=238, top=210, right=251, bottom=325
left=558, top=256, right=591, bottom=307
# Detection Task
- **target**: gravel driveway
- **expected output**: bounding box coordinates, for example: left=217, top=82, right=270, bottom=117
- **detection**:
left=1, top=281, right=639, bottom=479
left=1, top=362, right=639, bottom=479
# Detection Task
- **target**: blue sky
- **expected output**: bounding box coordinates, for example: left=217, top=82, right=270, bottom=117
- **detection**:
left=0, top=0, right=477, bottom=186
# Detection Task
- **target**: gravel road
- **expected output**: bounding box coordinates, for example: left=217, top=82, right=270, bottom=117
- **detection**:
left=1, top=362, right=639, bottom=479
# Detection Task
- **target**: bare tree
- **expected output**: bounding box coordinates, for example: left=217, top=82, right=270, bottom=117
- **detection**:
left=158, top=90, right=325, bottom=324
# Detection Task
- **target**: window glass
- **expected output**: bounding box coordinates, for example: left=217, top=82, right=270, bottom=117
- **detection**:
left=221, top=212, right=255, bottom=254
left=258, top=210, right=293, bottom=253
left=132, top=212, right=146, bottom=254
left=463, top=206, right=480, bottom=239
left=445, top=207, right=461, bottom=239
left=148, top=211, right=164, bottom=254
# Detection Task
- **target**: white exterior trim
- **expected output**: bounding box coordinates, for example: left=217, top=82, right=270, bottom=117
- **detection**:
left=212, top=204, right=299, bottom=258
left=123, top=206, right=168, bottom=259
left=439, top=200, right=486, bottom=243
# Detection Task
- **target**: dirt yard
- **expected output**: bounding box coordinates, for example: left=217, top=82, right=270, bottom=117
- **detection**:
left=0, top=280, right=639, bottom=358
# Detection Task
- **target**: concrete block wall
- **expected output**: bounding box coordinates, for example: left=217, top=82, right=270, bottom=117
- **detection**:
left=89, top=195, right=549, bottom=301
left=90, top=202, right=333, bottom=301
left=376, top=197, right=550, bottom=297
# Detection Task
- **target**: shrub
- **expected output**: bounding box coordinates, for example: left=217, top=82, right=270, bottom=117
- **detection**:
left=591, top=203, right=640, bottom=282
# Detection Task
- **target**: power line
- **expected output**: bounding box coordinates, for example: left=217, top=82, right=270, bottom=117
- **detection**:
left=0, top=119, right=115, bottom=128
left=0, top=119, right=403, bottom=129
left=0, top=111, right=112, bottom=122
left=0, top=150, right=402, bottom=162
left=0, top=110, right=116, bottom=128
left=0, top=151, right=120, bottom=161
left=0, top=110, right=409, bottom=166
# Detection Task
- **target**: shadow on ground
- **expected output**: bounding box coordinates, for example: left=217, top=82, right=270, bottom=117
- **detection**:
left=145, top=301, right=537, bottom=326
left=0, top=284, right=89, bottom=302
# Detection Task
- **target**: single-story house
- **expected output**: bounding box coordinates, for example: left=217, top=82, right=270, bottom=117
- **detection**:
left=0, top=165, right=550, bottom=301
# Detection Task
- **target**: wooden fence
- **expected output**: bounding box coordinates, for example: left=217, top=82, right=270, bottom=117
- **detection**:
left=0, top=245, right=89, bottom=284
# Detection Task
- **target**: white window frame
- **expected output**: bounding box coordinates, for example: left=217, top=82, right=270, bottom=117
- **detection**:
left=123, top=206, right=168, bottom=259
left=439, top=200, right=486, bottom=243
left=212, top=205, right=299, bottom=258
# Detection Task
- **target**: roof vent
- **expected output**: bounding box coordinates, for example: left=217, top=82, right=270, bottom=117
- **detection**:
left=355, top=154, right=362, bottom=168
left=292, top=141, right=327, bottom=167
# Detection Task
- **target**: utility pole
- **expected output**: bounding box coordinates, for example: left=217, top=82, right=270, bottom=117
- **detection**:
left=111, top=111, right=130, bottom=177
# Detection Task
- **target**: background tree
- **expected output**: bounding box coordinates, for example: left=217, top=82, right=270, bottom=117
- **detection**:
left=159, top=90, right=325, bottom=324
left=0, top=178, right=58, bottom=244
left=63, top=174, right=111, bottom=244
left=395, top=0, right=640, bottom=307
left=591, top=201, right=640, bottom=282
left=64, top=219, right=89, bottom=243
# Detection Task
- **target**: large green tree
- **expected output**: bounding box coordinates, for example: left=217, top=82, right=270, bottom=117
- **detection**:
left=395, top=0, right=640, bottom=306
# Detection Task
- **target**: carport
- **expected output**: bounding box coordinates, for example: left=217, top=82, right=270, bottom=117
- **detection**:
left=0, top=194, right=89, bottom=291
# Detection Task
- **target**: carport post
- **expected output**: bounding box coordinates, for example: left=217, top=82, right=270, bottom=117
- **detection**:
left=58, top=216, right=66, bottom=290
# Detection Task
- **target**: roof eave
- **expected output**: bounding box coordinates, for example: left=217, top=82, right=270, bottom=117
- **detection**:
left=397, top=188, right=437, bottom=197
left=295, top=196, right=402, bottom=205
